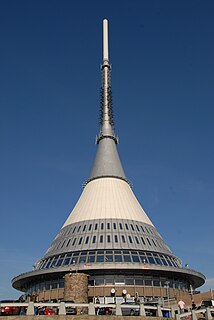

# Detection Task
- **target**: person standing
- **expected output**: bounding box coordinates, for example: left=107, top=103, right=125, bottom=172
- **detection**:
left=178, top=300, right=186, bottom=313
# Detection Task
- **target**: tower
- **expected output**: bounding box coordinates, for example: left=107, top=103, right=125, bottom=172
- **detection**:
left=12, top=19, right=205, bottom=304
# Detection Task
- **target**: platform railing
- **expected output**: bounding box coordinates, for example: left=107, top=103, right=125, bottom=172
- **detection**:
left=0, top=301, right=213, bottom=318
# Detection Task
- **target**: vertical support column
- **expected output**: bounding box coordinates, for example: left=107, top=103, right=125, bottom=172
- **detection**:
left=26, top=301, right=35, bottom=315
left=64, top=273, right=88, bottom=303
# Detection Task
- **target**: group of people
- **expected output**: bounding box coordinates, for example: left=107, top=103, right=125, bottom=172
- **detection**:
left=178, top=300, right=197, bottom=314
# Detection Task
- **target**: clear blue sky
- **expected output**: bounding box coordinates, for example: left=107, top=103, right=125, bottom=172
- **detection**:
left=0, top=0, right=214, bottom=300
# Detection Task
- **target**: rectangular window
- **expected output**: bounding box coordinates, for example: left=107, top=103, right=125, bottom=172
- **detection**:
left=147, top=238, right=151, bottom=246
left=78, top=237, right=82, bottom=245
left=83, top=225, right=86, bottom=231
left=66, top=239, right=71, bottom=247
left=113, top=223, right=117, bottom=229
left=124, top=255, right=131, bottom=262
left=96, top=255, right=104, bottom=262
left=101, top=223, right=104, bottom=230
left=119, top=223, right=123, bottom=230
left=88, top=255, right=95, bottom=263
left=107, top=235, right=111, bottom=243
left=100, top=235, right=103, bottom=243
left=132, top=255, right=140, bottom=262
left=85, top=236, right=89, bottom=244
left=114, top=235, right=118, bottom=243
left=92, top=236, right=96, bottom=243
left=72, top=227, right=76, bottom=233
left=136, top=225, right=140, bottom=231
left=125, top=223, right=129, bottom=230
left=131, top=224, right=134, bottom=231
left=89, top=224, right=92, bottom=231
left=141, top=225, right=145, bottom=232
left=141, top=237, right=146, bottom=245
left=107, top=223, right=110, bottom=230
left=105, top=255, right=113, bottom=262
left=135, top=236, right=139, bottom=244
left=72, top=238, right=76, bottom=246
left=94, top=223, right=98, bottom=230
left=77, top=225, right=81, bottom=232
left=115, top=255, right=122, bottom=262
left=121, top=235, right=126, bottom=243
left=152, top=239, right=157, bottom=247
left=128, top=236, right=133, bottom=243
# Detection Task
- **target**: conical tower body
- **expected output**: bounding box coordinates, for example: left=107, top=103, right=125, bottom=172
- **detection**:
left=12, top=19, right=205, bottom=303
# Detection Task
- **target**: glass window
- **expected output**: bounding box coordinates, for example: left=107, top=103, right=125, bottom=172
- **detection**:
left=101, top=223, right=104, bottom=230
left=128, top=236, right=133, bottom=243
left=136, top=225, right=140, bottom=231
left=115, top=255, right=122, bottom=262
left=72, top=238, right=76, bottom=246
left=135, top=279, right=143, bottom=285
left=119, top=223, right=123, bottom=230
left=59, top=279, right=64, bottom=288
left=100, top=235, right=103, bottom=243
left=152, top=239, right=157, bottom=247
left=56, top=258, right=63, bottom=267
left=61, top=240, right=66, bottom=248
left=107, top=235, right=111, bottom=243
left=131, top=224, right=134, bottom=231
left=141, top=237, right=146, bottom=245
left=85, top=236, right=89, bottom=244
left=147, top=238, right=151, bottom=246
left=135, top=236, right=139, bottom=244
left=73, top=251, right=79, bottom=257
left=147, top=256, right=155, bottom=264
left=126, top=278, right=134, bottom=285
left=92, top=236, right=96, bottom=243
left=114, top=235, right=118, bottom=243
left=141, top=226, right=145, bottom=232
left=124, top=255, right=131, bottom=262
left=95, top=277, right=104, bottom=285
left=132, top=255, right=140, bottom=262
left=107, top=223, right=110, bottom=230
left=121, top=235, right=126, bottom=243
left=72, top=226, right=76, bottom=233
left=89, top=224, right=92, bottom=231
left=83, top=225, right=86, bottom=231
left=79, top=255, right=86, bottom=263
left=94, top=223, right=98, bottom=230
left=66, top=239, right=71, bottom=247
left=78, top=237, right=82, bottom=245
left=140, top=255, right=148, bottom=263
left=96, top=255, right=104, bottom=262
left=145, top=279, right=152, bottom=286
left=166, top=259, right=173, bottom=267
left=153, top=279, right=160, bottom=286
left=155, top=257, right=162, bottom=265
left=105, top=255, right=113, bottom=262
left=77, top=225, right=81, bottom=232
left=113, top=223, right=117, bottom=229
left=125, top=223, right=129, bottom=230
left=88, top=255, right=95, bottom=263
left=64, top=257, right=71, bottom=265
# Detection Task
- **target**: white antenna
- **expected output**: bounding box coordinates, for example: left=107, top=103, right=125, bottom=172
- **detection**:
left=103, top=19, right=109, bottom=62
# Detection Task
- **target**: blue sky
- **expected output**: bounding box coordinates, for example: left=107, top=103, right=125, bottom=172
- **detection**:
left=0, top=0, right=214, bottom=299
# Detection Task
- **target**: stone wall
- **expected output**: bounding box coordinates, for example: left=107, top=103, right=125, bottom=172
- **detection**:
left=64, top=272, right=88, bottom=303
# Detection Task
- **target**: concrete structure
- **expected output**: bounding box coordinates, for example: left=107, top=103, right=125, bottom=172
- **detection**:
left=12, top=19, right=205, bottom=304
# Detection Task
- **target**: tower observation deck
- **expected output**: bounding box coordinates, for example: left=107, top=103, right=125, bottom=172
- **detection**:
left=12, top=19, right=205, bottom=304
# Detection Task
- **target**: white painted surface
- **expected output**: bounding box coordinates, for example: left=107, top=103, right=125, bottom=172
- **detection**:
left=63, top=177, right=154, bottom=227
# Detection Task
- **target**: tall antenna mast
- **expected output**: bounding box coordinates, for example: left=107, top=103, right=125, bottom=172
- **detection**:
left=97, top=19, right=118, bottom=144
left=103, top=19, right=109, bottom=62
